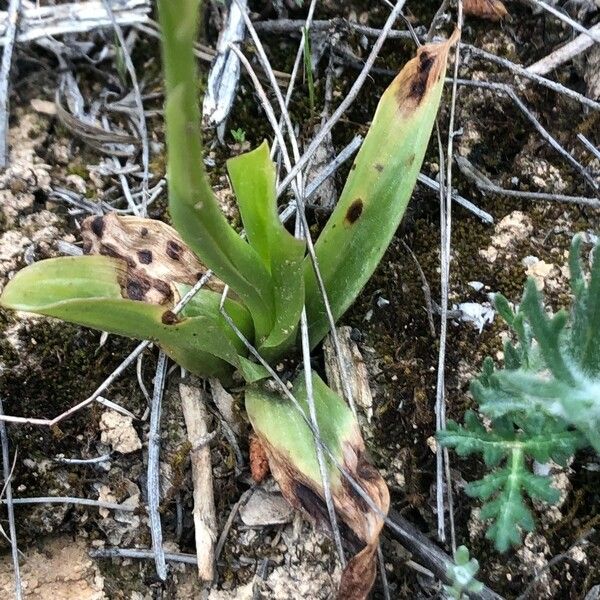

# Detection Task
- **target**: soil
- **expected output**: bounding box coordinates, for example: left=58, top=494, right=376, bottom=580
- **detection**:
left=1, top=1, right=600, bottom=599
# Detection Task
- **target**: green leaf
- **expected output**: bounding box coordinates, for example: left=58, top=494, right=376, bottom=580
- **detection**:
left=245, top=370, right=356, bottom=487
left=158, top=0, right=275, bottom=340
left=569, top=235, right=600, bottom=375
left=520, top=278, right=574, bottom=384
left=0, top=256, right=253, bottom=381
left=304, top=35, right=457, bottom=346
left=444, top=545, right=483, bottom=600
left=227, top=142, right=306, bottom=357
left=439, top=410, right=581, bottom=552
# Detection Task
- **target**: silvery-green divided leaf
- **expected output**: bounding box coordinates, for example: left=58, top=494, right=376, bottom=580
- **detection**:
left=441, top=235, right=600, bottom=551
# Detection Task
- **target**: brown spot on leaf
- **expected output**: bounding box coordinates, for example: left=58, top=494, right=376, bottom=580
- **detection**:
left=137, top=249, right=153, bottom=264
left=100, top=243, right=136, bottom=268
left=345, top=199, right=363, bottom=225
left=350, top=163, right=356, bottom=171
left=152, top=279, right=172, bottom=301
left=90, top=216, right=104, bottom=238
left=294, top=482, right=331, bottom=525
left=126, top=276, right=151, bottom=301
left=161, top=310, right=181, bottom=325
left=140, top=227, right=149, bottom=237
left=166, top=240, right=183, bottom=261
left=356, top=450, right=379, bottom=481
left=374, top=164, right=384, bottom=173
left=408, top=50, right=435, bottom=104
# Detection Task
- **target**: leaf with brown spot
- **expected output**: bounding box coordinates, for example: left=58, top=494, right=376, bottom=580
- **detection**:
left=0, top=255, right=254, bottom=382
left=464, top=0, right=508, bottom=21
left=305, top=32, right=458, bottom=346
left=81, top=213, right=224, bottom=304
left=246, top=371, right=389, bottom=600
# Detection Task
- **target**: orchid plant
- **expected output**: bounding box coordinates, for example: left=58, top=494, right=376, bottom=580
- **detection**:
left=0, top=0, right=456, bottom=596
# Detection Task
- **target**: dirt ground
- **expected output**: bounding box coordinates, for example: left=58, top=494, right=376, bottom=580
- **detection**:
left=1, top=0, right=600, bottom=598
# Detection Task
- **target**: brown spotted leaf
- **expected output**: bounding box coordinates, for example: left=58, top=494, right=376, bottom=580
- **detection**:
left=246, top=371, right=389, bottom=600
left=81, top=213, right=224, bottom=304
left=464, top=0, right=508, bottom=21
left=306, top=32, right=459, bottom=346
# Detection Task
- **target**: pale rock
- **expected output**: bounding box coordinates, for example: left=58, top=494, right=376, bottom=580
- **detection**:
left=0, top=536, right=106, bottom=599
left=522, top=256, right=558, bottom=290
left=99, top=410, right=141, bottom=454
left=66, top=173, right=88, bottom=195
left=480, top=211, right=533, bottom=262
left=240, top=488, right=294, bottom=527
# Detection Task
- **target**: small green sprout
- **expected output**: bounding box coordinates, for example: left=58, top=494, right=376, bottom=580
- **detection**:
left=302, top=26, right=315, bottom=113
left=230, top=127, right=246, bottom=143
left=444, top=546, right=484, bottom=600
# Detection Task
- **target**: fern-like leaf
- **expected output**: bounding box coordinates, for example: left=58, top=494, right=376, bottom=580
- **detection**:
left=439, top=412, right=583, bottom=552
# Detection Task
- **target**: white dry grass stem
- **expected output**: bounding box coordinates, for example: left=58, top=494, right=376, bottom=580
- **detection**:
left=102, top=0, right=150, bottom=215
left=434, top=2, right=462, bottom=551
left=2, top=496, right=136, bottom=511
left=0, top=399, right=22, bottom=599
left=90, top=547, right=197, bottom=564
left=528, top=0, right=600, bottom=44
left=0, top=0, right=150, bottom=43
left=147, top=351, right=168, bottom=580
left=526, top=23, right=600, bottom=75
left=0, top=0, right=21, bottom=168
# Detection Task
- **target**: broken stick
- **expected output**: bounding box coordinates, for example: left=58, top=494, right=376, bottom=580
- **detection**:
left=180, top=381, right=217, bottom=582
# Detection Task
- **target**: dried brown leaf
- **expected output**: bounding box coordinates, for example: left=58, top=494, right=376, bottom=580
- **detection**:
left=257, top=423, right=389, bottom=600
left=463, top=0, right=508, bottom=21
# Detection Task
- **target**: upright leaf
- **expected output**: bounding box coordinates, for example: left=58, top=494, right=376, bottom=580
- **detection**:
left=227, top=142, right=306, bottom=355
left=305, top=33, right=458, bottom=346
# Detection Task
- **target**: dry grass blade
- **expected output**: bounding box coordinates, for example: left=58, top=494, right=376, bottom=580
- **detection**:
left=101, top=0, right=150, bottom=214
left=55, top=85, right=138, bottom=157
left=529, top=0, right=600, bottom=44
left=434, top=8, right=462, bottom=550
left=0, top=398, right=22, bottom=599
left=90, top=547, right=197, bottom=564
left=147, top=351, right=168, bottom=580
left=0, top=0, right=150, bottom=43
left=527, top=23, right=600, bottom=75
left=0, top=0, right=21, bottom=168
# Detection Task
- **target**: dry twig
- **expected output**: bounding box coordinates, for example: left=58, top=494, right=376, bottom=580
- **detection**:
left=0, top=399, right=22, bottom=599
left=180, top=381, right=218, bottom=582
left=0, top=0, right=21, bottom=168
left=527, top=23, right=600, bottom=75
